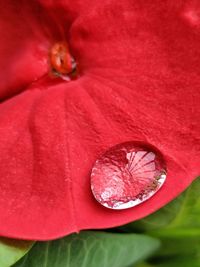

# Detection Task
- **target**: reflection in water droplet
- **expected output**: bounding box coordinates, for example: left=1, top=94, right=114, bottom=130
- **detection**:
left=91, top=142, right=167, bottom=210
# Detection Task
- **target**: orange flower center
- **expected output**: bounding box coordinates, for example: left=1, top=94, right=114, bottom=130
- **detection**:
left=49, top=42, right=76, bottom=76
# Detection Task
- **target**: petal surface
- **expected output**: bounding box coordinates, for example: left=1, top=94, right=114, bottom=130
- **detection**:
left=0, top=0, right=199, bottom=240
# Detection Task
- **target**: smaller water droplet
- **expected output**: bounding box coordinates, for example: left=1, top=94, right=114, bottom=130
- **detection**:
left=91, top=142, right=167, bottom=210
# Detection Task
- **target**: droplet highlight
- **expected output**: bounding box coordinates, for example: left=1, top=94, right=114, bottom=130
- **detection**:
left=91, top=142, right=167, bottom=210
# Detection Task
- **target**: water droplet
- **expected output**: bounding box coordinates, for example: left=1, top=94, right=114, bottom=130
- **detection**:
left=49, top=42, right=77, bottom=80
left=91, top=142, right=167, bottom=210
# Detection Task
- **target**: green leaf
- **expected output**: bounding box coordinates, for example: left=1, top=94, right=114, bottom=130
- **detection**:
left=144, top=228, right=200, bottom=257
left=13, top=231, right=160, bottom=267
left=134, top=262, right=153, bottom=267
left=135, top=256, right=200, bottom=267
left=145, top=230, right=200, bottom=266
left=128, top=177, right=200, bottom=267
left=135, top=232, right=200, bottom=266
left=0, top=238, right=33, bottom=267
left=151, top=256, right=200, bottom=267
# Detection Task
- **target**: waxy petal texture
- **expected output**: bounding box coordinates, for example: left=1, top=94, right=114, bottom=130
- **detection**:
left=0, top=0, right=199, bottom=240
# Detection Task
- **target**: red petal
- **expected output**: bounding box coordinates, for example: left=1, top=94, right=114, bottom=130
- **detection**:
left=0, top=0, right=200, bottom=240
left=0, top=0, right=73, bottom=101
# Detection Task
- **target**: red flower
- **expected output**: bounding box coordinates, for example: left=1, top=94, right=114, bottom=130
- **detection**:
left=0, top=0, right=199, bottom=240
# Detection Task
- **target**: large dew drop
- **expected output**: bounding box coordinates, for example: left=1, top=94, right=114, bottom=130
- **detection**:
left=91, top=142, right=167, bottom=210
